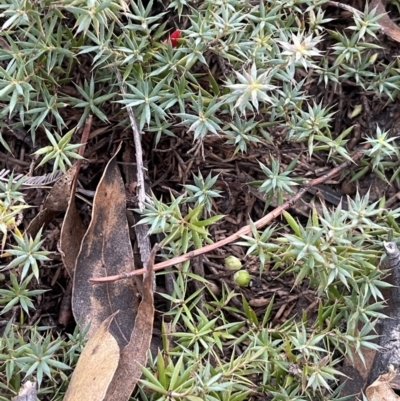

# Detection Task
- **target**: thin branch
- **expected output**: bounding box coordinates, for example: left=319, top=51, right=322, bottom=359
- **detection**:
left=114, top=68, right=146, bottom=210
left=70, top=114, right=92, bottom=193
left=79, top=115, right=92, bottom=158
left=113, top=68, right=152, bottom=269
left=326, top=1, right=364, bottom=17
left=327, top=0, right=400, bottom=44
left=90, top=143, right=370, bottom=284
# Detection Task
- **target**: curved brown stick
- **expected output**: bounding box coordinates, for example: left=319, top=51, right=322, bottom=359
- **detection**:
left=90, top=144, right=369, bottom=284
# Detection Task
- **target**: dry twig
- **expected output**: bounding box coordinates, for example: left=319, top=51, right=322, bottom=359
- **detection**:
left=114, top=68, right=152, bottom=268
left=326, top=1, right=364, bottom=17
left=90, top=143, right=370, bottom=284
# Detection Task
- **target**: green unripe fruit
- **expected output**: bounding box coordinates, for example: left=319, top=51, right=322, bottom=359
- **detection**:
left=224, top=256, right=242, bottom=270
left=233, top=270, right=251, bottom=287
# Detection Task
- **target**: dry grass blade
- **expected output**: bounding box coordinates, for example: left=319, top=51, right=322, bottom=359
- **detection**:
left=0, top=169, right=24, bottom=182
left=0, top=168, right=63, bottom=187
left=22, top=171, right=64, bottom=187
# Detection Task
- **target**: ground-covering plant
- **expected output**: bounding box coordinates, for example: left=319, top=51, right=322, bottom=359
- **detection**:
left=1, top=0, right=400, bottom=400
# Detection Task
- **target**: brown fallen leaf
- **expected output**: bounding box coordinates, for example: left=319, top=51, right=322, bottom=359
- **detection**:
left=25, top=164, right=80, bottom=237
left=25, top=115, right=90, bottom=240
left=58, top=280, right=74, bottom=327
left=366, top=366, right=400, bottom=401
left=58, top=116, right=91, bottom=325
left=60, top=115, right=91, bottom=278
left=43, top=163, right=80, bottom=211
left=60, top=195, right=86, bottom=272
left=64, top=312, right=120, bottom=401
left=58, top=182, right=86, bottom=326
left=72, top=143, right=139, bottom=347
left=105, top=245, right=158, bottom=401
left=371, top=0, right=400, bottom=43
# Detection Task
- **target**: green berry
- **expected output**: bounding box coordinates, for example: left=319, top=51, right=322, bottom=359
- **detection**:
left=233, top=270, right=251, bottom=287
left=224, top=256, right=242, bottom=270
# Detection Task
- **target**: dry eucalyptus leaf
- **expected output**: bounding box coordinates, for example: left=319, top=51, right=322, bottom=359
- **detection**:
left=105, top=246, right=157, bottom=401
left=64, top=313, right=120, bottom=401
left=72, top=144, right=138, bottom=347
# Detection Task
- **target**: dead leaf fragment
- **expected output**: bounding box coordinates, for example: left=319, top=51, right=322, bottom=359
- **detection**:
left=43, top=163, right=79, bottom=211
left=64, top=313, right=120, bottom=401
left=371, top=0, right=400, bottom=43
left=60, top=170, right=87, bottom=277
left=366, top=366, right=400, bottom=401
left=58, top=115, right=91, bottom=323
left=60, top=200, right=86, bottom=277
left=26, top=164, right=80, bottom=237
left=72, top=144, right=138, bottom=347
left=25, top=209, right=57, bottom=239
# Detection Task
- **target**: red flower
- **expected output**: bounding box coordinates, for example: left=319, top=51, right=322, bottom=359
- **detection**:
left=169, top=29, right=181, bottom=48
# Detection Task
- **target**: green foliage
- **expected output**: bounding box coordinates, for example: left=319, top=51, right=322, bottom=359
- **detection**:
left=313, top=126, right=354, bottom=162
left=0, top=321, right=87, bottom=397
left=183, top=172, right=222, bottom=213
left=64, top=76, right=115, bottom=127
left=251, top=156, right=301, bottom=205
left=278, top=31, right=323, bottom=70
left=0, top=0, right=397, bottom=170
left=118, top=78, right=168, bottom=131
left=287, top=102, right=336, bottom=156
left=177, top=94, right=223, bottom=140
left=137, top=194, right=224, bottom=252
left=347, top=4, right=382, bottom=41
left=0, top=175, right=29, bottom=249
left=224, top=63, right=277, bottom=114
left=0, top=202, right=29, bottom=250
left=3, top=328, right=70, bottom=387
left=34, top=128, right=83, bottom=173
left=0, top=273, right=47, bottom=316
left=2, top=229, right=50, bottom=281
left=236, top=221, right=279, bottom=273
left=223, top=114, right=273, bottom=154
left=362, top=126, right=400, bottom=181
left=0, top=0, right=400, bottom=400
left=0, top=175, right=25, bottom=207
